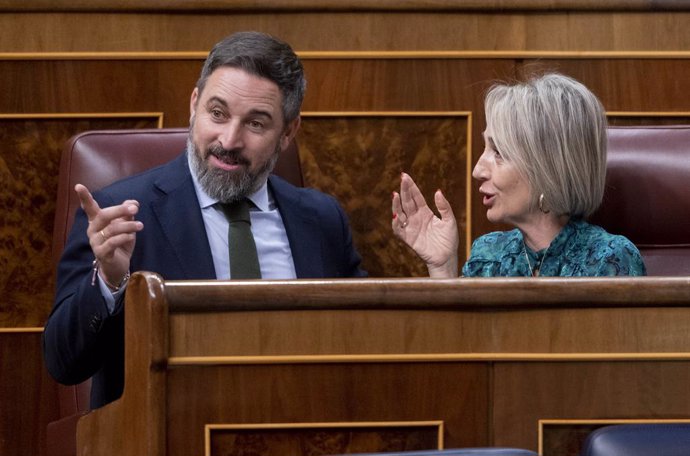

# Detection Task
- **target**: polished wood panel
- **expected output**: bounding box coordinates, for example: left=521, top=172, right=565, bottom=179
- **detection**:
left=166, top=277, right=690, bottom=358
left=74, top=273, right=690, bottom=456
left=0, top=60, right=197, bottom=126
left=2, top=12, right=690, bottom=52
left=168, top=364, right=486, bottom=456
left=494, top=362, right=690, bottom=454
left=0, top=331, right=59, bottom=456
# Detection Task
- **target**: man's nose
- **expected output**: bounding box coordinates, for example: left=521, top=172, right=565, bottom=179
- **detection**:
left=218, top=121, right=244, bottom=150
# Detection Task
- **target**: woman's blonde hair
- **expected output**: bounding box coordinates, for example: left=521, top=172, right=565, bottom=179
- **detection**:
left=485, top=73, right=607, bottom=217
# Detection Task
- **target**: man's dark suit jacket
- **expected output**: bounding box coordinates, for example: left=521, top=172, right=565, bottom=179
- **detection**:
left=43, top=153, right=366, bottom=408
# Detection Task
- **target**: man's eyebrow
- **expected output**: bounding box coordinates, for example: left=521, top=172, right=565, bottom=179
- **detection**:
left=247, top=109, right=273, bottom=120
left=205, top=97, right=274, bottom=120
left=206, top=96, right=228, bottom=108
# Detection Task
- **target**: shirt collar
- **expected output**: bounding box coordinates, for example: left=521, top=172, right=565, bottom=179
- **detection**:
left=189, top=158, right=270, bottom=212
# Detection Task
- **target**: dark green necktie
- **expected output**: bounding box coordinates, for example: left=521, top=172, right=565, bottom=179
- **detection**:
left=220, top=199, right=261, bottom=279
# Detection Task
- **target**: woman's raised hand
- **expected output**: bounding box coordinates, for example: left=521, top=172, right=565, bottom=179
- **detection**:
left=392, top=173, right=459, bottom=278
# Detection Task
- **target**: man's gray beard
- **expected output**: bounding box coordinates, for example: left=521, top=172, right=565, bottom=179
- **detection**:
left=186, top=138, right=279, bottom=203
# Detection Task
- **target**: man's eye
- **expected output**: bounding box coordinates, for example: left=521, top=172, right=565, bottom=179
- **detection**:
left=248, top=120, right=264, bottom=129
left=210, top=109, right=224, bottom=119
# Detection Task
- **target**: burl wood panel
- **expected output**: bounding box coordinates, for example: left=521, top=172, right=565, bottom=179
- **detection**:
left=0, top=331, right=59, bottom=456
left=0, top=116, right=160, bottom=327
left=167, top=363, right=488, bottom=456
left=208, top=424, right=440, bottom=455
left=298, top=115, right=469, bottom=277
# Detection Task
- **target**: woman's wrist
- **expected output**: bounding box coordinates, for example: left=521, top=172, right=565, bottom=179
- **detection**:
left=426, top=257, right=459, bottom=278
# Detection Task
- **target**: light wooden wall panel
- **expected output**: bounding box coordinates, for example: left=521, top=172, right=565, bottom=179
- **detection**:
left=2, top=11, right=690, bottom=52
left=167, top=363, right=488, bottom=455
left=494, top=362, right=690, bottom=454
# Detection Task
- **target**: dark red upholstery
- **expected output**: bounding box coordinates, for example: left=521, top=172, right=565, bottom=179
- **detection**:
left=47, top=128, right=303, bottom=456
left=590, top=125, right=690, bottom=276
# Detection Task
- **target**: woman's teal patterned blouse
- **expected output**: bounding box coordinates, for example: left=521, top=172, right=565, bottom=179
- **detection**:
left=461, top=219, right=646, bottom=277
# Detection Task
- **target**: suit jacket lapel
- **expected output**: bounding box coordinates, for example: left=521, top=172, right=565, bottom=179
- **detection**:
left=150, top=154, right=216, bottom=279
left=269, top=175, right=324, bottom=278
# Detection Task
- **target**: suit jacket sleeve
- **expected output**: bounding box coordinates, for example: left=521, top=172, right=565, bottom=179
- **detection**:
left=43, top=191, right=125, bottom=387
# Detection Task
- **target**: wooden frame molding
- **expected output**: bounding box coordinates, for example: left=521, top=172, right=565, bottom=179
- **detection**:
left=299, top=51, right=690, bottom=59
left=204, top=421, right=444, bottom=456
left=168, top=353, right=690, bottom=366
left=608, top=111, right=690, bottom=118
left=2, top=0, right=690, bottom=13
left=0, top=112, right=164, bottom=127
left=0, top=327, right=43, bottom=333
left=4, top=51, right=690, bottom=61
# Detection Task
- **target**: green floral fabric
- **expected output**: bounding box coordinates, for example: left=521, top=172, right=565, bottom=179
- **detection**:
left=462, top=219, right=647, bottom=277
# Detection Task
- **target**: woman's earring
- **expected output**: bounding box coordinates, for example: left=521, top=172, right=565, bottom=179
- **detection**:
left=539, top=193, right=550, bottom=214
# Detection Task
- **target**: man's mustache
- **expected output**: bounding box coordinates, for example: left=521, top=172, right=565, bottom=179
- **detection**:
left=207, top=144, right=251, bottom=167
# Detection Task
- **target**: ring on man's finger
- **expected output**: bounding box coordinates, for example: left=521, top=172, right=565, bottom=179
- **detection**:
left=99, top=229, right=108, bottom=241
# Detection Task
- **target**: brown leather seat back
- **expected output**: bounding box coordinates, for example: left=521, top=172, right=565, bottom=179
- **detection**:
left=52, top=128, right=303, bottom=267
left=590, top=126, right=690, bottom=275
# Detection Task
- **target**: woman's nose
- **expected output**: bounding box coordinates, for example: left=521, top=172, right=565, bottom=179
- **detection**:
left=472, top=151, right=490, bottom=181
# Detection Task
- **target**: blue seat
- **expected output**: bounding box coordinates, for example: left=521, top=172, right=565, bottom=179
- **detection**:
left=580, top=423, right=690, bottom=456
left=332, top=449, right=537, bottom=456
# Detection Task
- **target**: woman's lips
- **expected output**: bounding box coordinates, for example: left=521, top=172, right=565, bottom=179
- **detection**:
left=479, top=189, right=496, bottom=207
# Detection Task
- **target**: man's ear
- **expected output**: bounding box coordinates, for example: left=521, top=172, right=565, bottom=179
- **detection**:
left=189, top=88, right=199, bottom=124
left=280, top=116, right=301, bottom=152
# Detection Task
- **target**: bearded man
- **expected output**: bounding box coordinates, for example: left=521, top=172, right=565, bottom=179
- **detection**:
left=43, top=31, right=366, bottom=409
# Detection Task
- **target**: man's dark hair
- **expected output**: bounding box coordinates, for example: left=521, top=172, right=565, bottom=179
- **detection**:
left=196, top=31, right=306, bottom=124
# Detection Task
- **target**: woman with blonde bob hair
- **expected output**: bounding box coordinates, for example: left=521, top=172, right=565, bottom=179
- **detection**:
left=392, top=73, right=646, bottom=277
